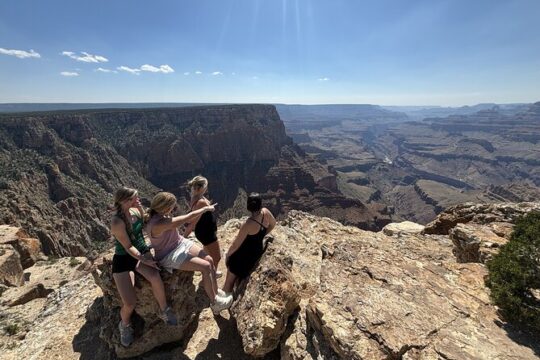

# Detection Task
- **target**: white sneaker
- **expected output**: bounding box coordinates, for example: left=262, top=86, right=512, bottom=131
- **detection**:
left=215, top=270, right=223, bottom=279
left=218, top=289, right=232, bottom=298
left=211, top=294, right=232, bottom=315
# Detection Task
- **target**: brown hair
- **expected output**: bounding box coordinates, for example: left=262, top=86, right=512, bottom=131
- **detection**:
left=113, top=187, right=138, bottom=239
left=148, top=192, right=177, bottom=219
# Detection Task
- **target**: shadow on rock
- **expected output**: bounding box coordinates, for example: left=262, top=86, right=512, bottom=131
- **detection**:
left=496, top=319, right=540, bottom=357
left=72, top=296, right=115, bottom=360
left=194, top=315, right=280, bottom=360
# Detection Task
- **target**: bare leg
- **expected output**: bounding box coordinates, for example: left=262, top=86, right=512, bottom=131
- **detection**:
left=179, top=255, right=217, bottom=301
left=223, top=269, right=238, bottom=293
left=136, top=263, right=168, bottom=311
left=204, top=241, right=221, bottom=269
left=113, top=271, right=137, bottom=325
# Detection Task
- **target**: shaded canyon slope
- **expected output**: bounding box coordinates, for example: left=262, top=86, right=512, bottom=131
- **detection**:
left=0, top=105, right=389, bottom=257
left=281, top=102, right=540, bottom=224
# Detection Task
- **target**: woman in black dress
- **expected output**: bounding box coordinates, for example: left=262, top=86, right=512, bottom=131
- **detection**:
left=223, top=193, right=276, bottom=295
left=184, top=176, right=222, bottom=277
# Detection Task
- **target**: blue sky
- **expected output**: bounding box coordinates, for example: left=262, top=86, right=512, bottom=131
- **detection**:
left=0, top=0, right=539, bottom=105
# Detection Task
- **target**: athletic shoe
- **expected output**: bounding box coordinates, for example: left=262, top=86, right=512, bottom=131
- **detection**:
left=158, top=306, right=178, bottom=326
left=215, top=270, right=223, bottom=279
left=211, top=294, right=233, bottom=315
left=118, top=321, right=134, bottom=347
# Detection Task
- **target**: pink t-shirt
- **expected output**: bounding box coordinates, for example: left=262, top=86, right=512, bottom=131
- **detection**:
left=146, top=215, right=184, bottom=261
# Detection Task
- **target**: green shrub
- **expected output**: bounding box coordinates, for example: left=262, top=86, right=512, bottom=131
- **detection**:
left=486, top=211, right=540, bottom=332
left=69, top=257, right=81, bottom=267
left=4, top=323, right=19, bottom=336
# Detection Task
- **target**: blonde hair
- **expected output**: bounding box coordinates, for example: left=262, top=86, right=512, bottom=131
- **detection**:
left=149, top=192, right=177, bottom=218
left=187, top=175, right=208, bottom=190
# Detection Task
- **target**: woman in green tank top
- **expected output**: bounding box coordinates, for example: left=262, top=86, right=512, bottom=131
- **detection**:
left=110, top=187, right=177, bottom=347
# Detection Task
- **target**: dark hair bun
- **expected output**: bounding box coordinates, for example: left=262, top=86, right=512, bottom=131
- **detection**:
left=247, top=192, right=262, bottom=212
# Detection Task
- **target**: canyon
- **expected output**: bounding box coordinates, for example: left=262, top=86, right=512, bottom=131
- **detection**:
left=0, top=105, right=389, bottom=258
left=281, top=102, right=540, bottom=224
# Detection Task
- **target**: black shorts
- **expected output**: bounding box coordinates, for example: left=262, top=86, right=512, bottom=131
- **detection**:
left=112, top=254, right=139, bottom=273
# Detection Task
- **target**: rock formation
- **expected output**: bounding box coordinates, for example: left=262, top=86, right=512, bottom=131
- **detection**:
left=0, top=105, right=389, bottom=258
left=423, top=202, right=540, bottom=235
left=2, top=204, right=539, bottom=359
left=92, top=252, right=199, bottom=358
left=284, top=102, right=540, bottom=224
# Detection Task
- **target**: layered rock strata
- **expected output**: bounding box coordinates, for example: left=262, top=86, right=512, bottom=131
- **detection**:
left=0, top=105, right=388, bottom=258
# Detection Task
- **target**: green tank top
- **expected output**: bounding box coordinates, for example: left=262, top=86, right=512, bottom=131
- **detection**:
left=114, top=210, right=149, bottom=255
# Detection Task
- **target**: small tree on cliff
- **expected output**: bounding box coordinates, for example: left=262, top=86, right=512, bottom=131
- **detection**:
left=486, top=211, right=540, bottom=332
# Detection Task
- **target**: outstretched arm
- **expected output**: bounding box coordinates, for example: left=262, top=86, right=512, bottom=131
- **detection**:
left=152, top=203, right=217, bottom=237
left=183, top=199, right=206, bottom=237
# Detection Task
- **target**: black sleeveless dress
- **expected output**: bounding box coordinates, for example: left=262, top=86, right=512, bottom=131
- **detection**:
left=226, top=215, right=267, bottom=279
left=191, top=201, right=218, bottom=245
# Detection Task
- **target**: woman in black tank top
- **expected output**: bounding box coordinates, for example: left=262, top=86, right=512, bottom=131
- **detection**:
left=222, top=193, right=276, bottom=295
left=184, top=176, right=222, bottom=275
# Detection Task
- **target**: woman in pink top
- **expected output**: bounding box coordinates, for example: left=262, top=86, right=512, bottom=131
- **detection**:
left=146, top=192, right=232, bottom=314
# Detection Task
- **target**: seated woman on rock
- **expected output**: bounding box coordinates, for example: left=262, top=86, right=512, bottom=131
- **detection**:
left=223, top=193, right=276, bottom=295
left=110, top=187, right=177, bottom=348
left=146, top=192, right=233, bottom=314
left=183, top=175, right=223, bottom=278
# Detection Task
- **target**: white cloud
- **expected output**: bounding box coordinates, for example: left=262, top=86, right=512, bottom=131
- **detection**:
left=195, top=71, right=202, bottom=75
left=60, top=71, right=79, bottom=77
left=62, top=51, right=108, bottom=63
left=211, top=71, right=223, bottom=76
left=0, top=48, right=41, bottom=59
left=318, top=77, right=330, bottom=81
left=117, top=64, right=174, bottom=75
left=117, top=66, right=141, bottom=75
left=140, top=64, right=174, bottom=73
left=184, top=72, right=190, bottom=75
left=96, top=67, right=117, bottom=73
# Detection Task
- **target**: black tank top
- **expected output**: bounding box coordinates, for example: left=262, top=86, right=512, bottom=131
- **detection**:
left=226, top=214, right=268, bottom=278
left=190, top=199, right=217, bottom=240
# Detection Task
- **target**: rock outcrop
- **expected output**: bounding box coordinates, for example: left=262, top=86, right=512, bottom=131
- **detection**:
left=0, top=225, right=43, bottom=269
left=3, top=205, right=539, bottom=359
left=423, top=202, right=540, bottom=235
left=382, top=220, right=425, bottom=237
left=0, top=245, right=24, bottom=286
left=92, top=252, right=199, bottom=358
left=449, top=223, right=508, bottom=263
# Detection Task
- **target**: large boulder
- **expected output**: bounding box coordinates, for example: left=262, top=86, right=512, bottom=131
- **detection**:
left=92, top=252, right=199, bottom=358
left=0, top=225, right=44, bottom=269
left=449, top=223, right=508, bottom=263
left=274, top=212, right=537, bottom=359
left=229, top=237, right=301, bottom=357
left=382, top=221, right=425, bottom=237
left=0, top=245, right=24, bottom=286
left=423, top=202, right=540, bottom=235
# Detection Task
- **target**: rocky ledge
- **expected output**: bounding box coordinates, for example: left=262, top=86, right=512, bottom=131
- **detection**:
left=2, top=203, right=539, bottom=359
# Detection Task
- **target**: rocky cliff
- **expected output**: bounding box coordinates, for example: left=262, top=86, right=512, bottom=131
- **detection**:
left=0, top=105, right=389, bottom=257
left=2, top=203, right=538, bottom=359
left=288, top=102, right=540, bottom=224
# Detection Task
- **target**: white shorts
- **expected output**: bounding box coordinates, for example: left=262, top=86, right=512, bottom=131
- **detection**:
left=158, top=240, right=195, bottom=272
